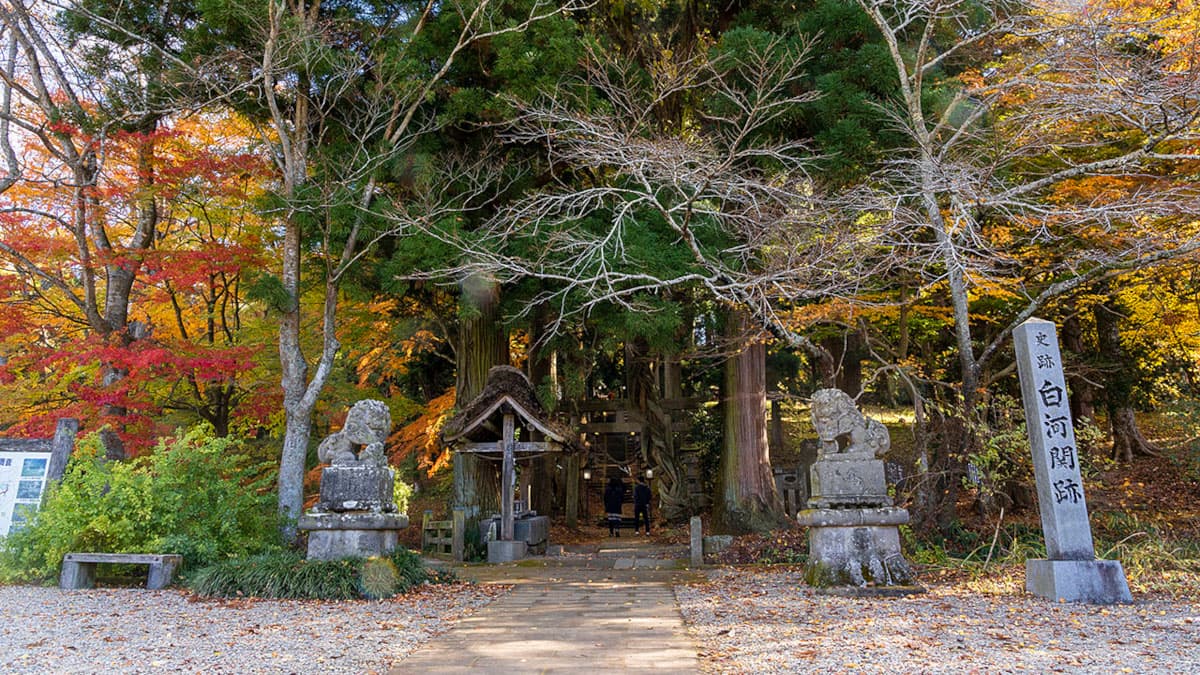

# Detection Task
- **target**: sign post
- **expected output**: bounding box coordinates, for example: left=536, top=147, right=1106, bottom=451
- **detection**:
left=1014, top=318, right=1131, bottom=603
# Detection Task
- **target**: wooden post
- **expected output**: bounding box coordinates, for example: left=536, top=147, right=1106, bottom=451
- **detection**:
left=565, top=454, right=579, bottom=528
left=452, top=508, right=465, bottom=562
left=501, top=412, right=515, bottom=541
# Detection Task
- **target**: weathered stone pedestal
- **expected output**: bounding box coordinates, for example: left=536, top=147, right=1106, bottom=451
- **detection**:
left=797, top=504, right=915, bottom=588
left=299, top=400, right=408, bottom=561
left=300, top=510, right=409, bottom=560
left=807, top=455, right=892, bottom=508
left=1025, top=559, right=1132, bottom=604
left=317, top=465, right=395, bottom=512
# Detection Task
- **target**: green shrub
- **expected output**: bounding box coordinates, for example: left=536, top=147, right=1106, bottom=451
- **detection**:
left=0, top=427, right=282, bottom=583
left=393, top=472, right=414, bottom=513
left=186, top=547, right=454, bottom=600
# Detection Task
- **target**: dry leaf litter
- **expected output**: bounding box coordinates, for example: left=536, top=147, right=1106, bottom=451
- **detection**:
left=0, top=583, right=506, bottom=674
left=676, top=567, right=1200, bottom=674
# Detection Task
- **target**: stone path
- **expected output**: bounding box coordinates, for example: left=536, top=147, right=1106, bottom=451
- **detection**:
left=392, top=542, right=700, bottom=673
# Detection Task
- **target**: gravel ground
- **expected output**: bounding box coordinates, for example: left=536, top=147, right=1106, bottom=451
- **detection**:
left=0, top=583, right=506, bottom=674
left=677, top=567, right=1200, bottom=674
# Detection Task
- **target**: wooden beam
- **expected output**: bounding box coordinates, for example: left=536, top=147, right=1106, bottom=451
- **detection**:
left=456, top=441, right=560, bottom=454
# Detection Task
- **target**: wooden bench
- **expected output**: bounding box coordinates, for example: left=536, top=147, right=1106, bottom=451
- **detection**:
left=59, top=553, right=182, bottom=590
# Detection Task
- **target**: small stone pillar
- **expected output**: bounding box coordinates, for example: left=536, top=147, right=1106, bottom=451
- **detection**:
left=1014, top=319, right=1131, bottom=604
left=299, top=400, right=408, bottom=560
left=689, top=516, right=703, bottom=567
left=795, top=389, right=917, bottom=590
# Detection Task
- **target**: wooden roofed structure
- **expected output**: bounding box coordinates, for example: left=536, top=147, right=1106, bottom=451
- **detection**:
left=442, top=366, right=577, bottom=545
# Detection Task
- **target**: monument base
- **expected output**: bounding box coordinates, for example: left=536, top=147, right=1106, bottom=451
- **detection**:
left=299, top=512, right=408, bottom=560
left=487, top=540, right=528, bottom=563
left=797, top=507, right=916, bottom=588
left=807, top=457, right=892, bottom=508
left=1026, top=558, right=1132, bottom=604
left=317, top=464, right=395, bottom=512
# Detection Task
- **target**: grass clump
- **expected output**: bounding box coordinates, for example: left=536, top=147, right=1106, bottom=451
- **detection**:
left=186, top=547, right=454, bottom=600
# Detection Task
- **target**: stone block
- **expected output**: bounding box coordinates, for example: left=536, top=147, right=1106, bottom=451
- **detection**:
left=59, top=560, right=94, bottom=590
left=689, top=516, right=703, bottom=567
left=300, top=512, right=408, bottom=560
left=703, top=535, right=734, bottom=555
left=808, top=457, right=891, bottom=508
left=487, top=540, right=528, bottom=563
left=801, top=518, right=915, bottom=588
left=796, top=506, right=909, bottom=528
left=515, top=516, right=550, bottom=553
left=1026, top=559, right=1133, bottom=604
left=146, top=558, right=181, bottom=590
left=306, top=528, right=400, bottom=560
left=316, top=465, right=395, bottom=512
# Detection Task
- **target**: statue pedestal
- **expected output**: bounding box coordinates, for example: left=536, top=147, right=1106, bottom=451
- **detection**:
left=299, top=511, right=409, bottom=560
left=796, top=507, right=916, bottom=588
left=301, top=462, right=406, bottom=560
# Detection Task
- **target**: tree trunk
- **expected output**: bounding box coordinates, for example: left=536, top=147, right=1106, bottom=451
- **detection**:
left=1062, top=308, right=1097, bottom=428
left=718, top=311, right=783, bottom=533
left=823, top=329, right=865, bottom=397
left=276, top=211, right=312, bottom=540
left=97, top=123, right=159, bottom=460
left=626, top=340, right=690, bottom=522
left=769, top=398, right=785, bottom=457
left=453, top=276, right=507, bottom=524
left=1093, top=294, right=1158, bottom=462
left=277, top=406, right=313, bottom=538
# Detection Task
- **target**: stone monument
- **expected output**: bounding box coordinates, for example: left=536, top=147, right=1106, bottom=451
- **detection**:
left=1014, top=318, right=1132, bottom=604
left=796, top=389, right=916, bottom=589
left=299, top=400, right=408, bottom=560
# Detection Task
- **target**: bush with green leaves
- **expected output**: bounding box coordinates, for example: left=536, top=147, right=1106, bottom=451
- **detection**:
left=186, top=547, right=453, bottom=600
left=0, top=428, right=282, bottom=583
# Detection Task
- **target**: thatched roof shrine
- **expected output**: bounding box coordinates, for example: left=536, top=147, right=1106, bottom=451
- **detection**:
left=442, top=366, right=576, bottom=451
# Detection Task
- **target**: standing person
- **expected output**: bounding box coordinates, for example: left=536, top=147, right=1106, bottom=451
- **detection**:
left=633, top=475, right=652, bottom=536
left=603, top=476, right=625, bottom=537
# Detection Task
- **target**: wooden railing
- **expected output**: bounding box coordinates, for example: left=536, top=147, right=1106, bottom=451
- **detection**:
left=422, top=509, right=465, bottom=561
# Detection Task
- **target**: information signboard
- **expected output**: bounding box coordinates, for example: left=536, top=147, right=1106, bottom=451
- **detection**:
left=0, top=451, right=51, bottom=537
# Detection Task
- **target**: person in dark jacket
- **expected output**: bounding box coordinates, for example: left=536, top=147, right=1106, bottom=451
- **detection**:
left=603, top=476, right=625, bottom=537
left=633, top=475, right=652, bottom=535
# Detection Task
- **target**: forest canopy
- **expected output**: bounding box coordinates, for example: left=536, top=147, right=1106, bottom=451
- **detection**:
left=1, top=0, right=1198, bottom=541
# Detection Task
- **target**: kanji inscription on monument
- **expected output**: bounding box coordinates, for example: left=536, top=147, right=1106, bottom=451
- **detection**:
left=1014, top=318, right=1131, bottom=604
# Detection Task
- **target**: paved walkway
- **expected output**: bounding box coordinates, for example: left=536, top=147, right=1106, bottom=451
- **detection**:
left=392, top=542, right=701, bottom=673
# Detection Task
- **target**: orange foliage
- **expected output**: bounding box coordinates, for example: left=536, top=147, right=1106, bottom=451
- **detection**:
left=387, top=388, right=457, bottom=478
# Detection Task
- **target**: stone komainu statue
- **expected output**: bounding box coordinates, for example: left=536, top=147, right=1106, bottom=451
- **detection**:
left=809, top=388, right=889, bottom=459
left=317, top=399, right=392, bottom=467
